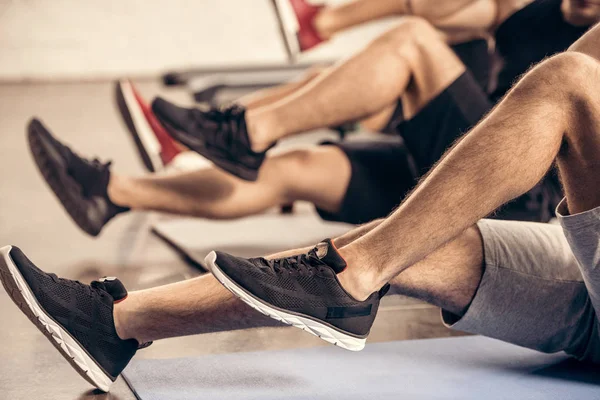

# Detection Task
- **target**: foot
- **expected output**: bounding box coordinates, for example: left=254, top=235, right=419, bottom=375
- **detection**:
left=27, top=118, right=128, bottom=236
left=152, top=98, right=268, bottom=181
left=290, top=0, right=325, bottom=52
left=0, top=245, right=148, bottom=392
left=115, top=80, right=182, bottom=172
left=205, top=239, right=389, bottom=351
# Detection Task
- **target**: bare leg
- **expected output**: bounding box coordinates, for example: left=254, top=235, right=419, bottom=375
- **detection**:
left=314, top=0, right=485, bottom=40
left=265, top=218, right=385, bottom=259
left=246, top=18, right=466, bottom=151
left=335, top=26, right=600, bottom=300
left=237, top=67, right=325, bottom=109
left=114, top=225, right=483, bottom=344
left=108, top=146, right=351, bottom=219
left=236, top=66, right=397, bottom=133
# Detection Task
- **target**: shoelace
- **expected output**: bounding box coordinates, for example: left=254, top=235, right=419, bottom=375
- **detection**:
left=262, top=250, right=325, bottom=276
left=191, top=106, right=244, bottom=150
left=84, top=158, right=110, bottom=172
left=48, top=273, right=109, bottom=300
left=66, top=153, right=112, bottom=197
left=203, top=105, right=242, bottom=121
left=57, top=131, right=111, bottom=176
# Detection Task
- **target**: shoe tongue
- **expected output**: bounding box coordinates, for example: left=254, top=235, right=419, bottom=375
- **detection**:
left=96, top=277, right=128, bottom=302
left=314, top=239, right=346, bottom=274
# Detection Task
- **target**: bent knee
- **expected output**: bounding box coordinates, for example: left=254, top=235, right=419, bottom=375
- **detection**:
left=376, top=17, right=440, bottom=47
left=267, top=146, right=350, bottom=202
left=519, top=53, right=599, bottom=96
left=263, top=149, right=322, bottom=198
left=372, top=17, right=451, bottom=68
left=269, top=147, right=350, bottom=182
left=269, top=149, right=317, bottom=174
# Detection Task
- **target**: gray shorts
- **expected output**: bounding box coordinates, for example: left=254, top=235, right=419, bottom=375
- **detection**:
left=442, top=207, right=600, bottom=363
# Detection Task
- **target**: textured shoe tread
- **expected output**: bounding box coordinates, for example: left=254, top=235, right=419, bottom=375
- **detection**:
left=0, top=246, right=113, bottom=391
left=206, top=252, right=366, bottom=351
left=27, top=120, right=102, bottom=236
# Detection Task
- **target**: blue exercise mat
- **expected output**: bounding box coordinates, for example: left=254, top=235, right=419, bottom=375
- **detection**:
left=122, top=336, right=599, bottom=400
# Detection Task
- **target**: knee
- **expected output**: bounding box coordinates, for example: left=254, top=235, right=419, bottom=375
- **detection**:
left=266, top=149, right=316, bottom=199
left=375, top=17, right=440, bottom=50
left=542, top=52, right=597, bottom=85
left=271, top=149, right=315, bottom=173
left=514, top=52, right=599, bottom=101
left=556, top=52, right=600, bottom=103
left=268, top=147, right=350, bottom=204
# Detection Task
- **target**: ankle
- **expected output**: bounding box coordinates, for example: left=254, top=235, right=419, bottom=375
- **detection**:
left=337, top=247, right=381, bottom=301
left=107, top=174, right=132, bottom=208
left=245, top=110, right=280, bottom=152
left=113, top=299, right=132, bottom=341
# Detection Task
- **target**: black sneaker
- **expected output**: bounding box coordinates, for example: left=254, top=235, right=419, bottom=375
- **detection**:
left=152, top=97, right=268, bottom=181
left=0, top=245, right=148, bottom=392
left=27, top=118, right=129, bottom=236
left=205, top=239, right=389, bottom=351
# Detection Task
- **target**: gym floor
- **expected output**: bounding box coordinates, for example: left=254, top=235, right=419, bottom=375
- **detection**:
left=0, top=81, right=465, bottom=399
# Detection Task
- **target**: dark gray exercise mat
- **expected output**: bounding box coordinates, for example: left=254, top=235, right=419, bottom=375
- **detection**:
left=122, top=336, right=600, bottom=400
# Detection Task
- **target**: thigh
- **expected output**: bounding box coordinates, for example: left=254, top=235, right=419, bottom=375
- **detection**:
left=400, top=29, right=467, bottom=121
left=379, top=39, right=490, bottom=135
left=444, top=219, right=600, bottom=362
left=315, top=138, right=418, bottom=224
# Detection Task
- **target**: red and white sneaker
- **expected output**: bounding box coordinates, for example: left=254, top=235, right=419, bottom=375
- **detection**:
left=290, top=0, right=325, bottom=52
left=115, top=80, right=183, bottom=172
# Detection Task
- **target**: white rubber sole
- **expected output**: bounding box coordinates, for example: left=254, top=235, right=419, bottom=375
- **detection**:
left=0, top=246, right=113, bottom=392
left=118, top=80, right=164, bottom=172
left=204, top=251, right=366, bottom=351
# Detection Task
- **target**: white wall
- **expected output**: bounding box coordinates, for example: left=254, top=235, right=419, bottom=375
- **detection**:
left=0, top=0, right=399, bottom=81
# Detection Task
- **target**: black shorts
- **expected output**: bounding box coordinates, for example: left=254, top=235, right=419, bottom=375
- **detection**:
left=382, top=38, right=491, bottom=134
left=317, top=70, right=491, bottom=224
left=318, top=68, right=562, bottom=224
left=316, top=137, right=418, bottom=224
left=400, top=71, right=492, bottom=174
